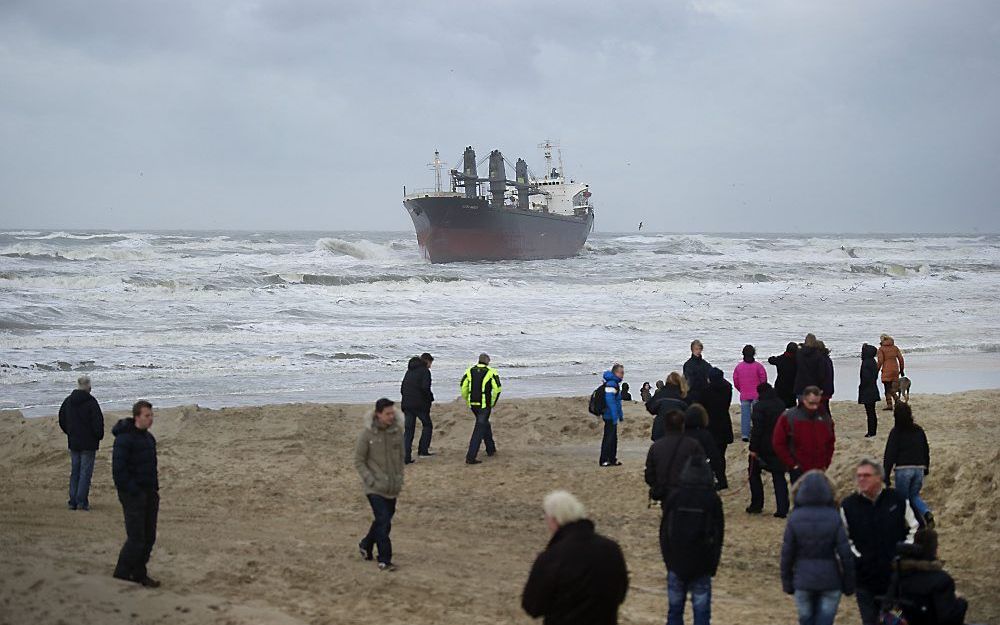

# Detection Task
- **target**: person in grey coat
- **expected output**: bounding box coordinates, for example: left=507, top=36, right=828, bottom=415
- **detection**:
left=781, top=470, right=856, bottom=625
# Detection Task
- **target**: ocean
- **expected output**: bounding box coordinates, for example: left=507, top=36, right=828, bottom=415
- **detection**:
left=2, top=230, right=999, bottom=416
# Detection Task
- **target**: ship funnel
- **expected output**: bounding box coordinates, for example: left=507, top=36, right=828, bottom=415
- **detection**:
left=515, top=158, right=529, bottom=210
left=463, top=146, right=478, bottom=199
left=488, top=150, right=506, bottom=210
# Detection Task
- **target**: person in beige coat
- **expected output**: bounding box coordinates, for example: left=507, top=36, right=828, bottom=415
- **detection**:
left=877, top=335, right=906, bottom=411
left=355, top=398, right=405, bottom=571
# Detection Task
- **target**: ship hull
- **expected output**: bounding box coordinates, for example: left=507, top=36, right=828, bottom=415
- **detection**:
left=404, top=195, right=594, bottom=263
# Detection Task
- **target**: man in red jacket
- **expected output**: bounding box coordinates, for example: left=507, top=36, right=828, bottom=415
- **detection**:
left=772, top=386, right=836, bottom=484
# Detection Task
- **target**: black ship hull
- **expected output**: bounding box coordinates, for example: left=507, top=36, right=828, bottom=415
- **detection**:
left=404, top=195, right=594, bottom=263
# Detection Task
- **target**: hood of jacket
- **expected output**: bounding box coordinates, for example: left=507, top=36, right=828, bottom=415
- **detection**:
left=861, top=344, right=878, bottom=360
left=603, top=370, right=622, bottom=385
left=112, top=417, right=137, bottom=437
left=899, top=559, right=943, bottom=573
left=757, top=385, right=779, bottom=402
left=406, top=356, right=425, bottom=371
left=881, top=336, right=895, bottom=347
left=793, top=470, right=836, bottom=507
left=678, top=456, right=715, bottom=488
left=364, top=407, right=404, bottom=431
left=69, top=389, right=93, bottom=406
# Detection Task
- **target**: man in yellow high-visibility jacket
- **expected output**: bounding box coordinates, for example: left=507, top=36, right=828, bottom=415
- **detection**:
left=461, top=353, right=502, bottom=465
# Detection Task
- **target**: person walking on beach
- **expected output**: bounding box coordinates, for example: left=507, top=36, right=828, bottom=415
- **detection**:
left=660, top=456, right=724, bottom=625
left=772, top=386, right=835, bottom=484
left=768, top=342, right=799, bottom=408
left=884, top=403, right=933, bottom=528
left=840, top=459, right=919, bottom=625
left=640, top=382, right=653, bottom=403
left=355, top=398, right=404, bottom=571
left=58, top=375, right=104, bottom=511
left=701, top=368, right=734, bottom=490
left=648, top=372, right=689, bottom=441
left=599, top=364, right=625, bottom=467
left=887, top=529, right=968, bottom=625
left=521, top=491, right=629, bottom=625
left=780, top=470, right=855, bottom=625
left=645, top=411, right=705, bottom=504
left=683, top=404, right=725, bottom=490
left=683, top=340, right=713, bottom=394
left=733, top=344, right=767, bottom=442
left=461, top=353, right=502, bottom=465
left=111, top=400, right=160, bottom=587
left=400, top=352, right=435, bottom=464
left=747, top=382, right=790, bottom=517
left=858, top=344, right=881, bottom=437
left=877, top=334, right=905, bottom=411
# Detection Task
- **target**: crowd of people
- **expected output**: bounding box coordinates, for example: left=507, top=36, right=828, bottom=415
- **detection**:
left=52, top=331, right=973, bottom=624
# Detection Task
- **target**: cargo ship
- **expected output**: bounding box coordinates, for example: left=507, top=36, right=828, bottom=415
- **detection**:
left=403, top=141, right=595, bottom=263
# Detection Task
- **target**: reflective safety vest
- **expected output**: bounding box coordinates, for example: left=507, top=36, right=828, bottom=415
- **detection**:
left=460, top=364, right=502, bottom=408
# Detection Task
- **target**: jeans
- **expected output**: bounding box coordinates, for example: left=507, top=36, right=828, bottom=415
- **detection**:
left=466, top=407, right=496, bottom=461
left=893, top=468, right=930, bottom=517
left=864, top=403, right=878, bottom=436
left=794, top=589, right=842, bottom=625
left=599, top=420, right=618, bottom=464
left=855, top=587, right=880, bottom=625
left=740, top=400, right=755, bottom=439
left=747, top=456, right=789, bottom=515
left=667, top=571, right=711, bottom=625
left=360, top=494, right=397, bottom=565
left=403, top=410, right=433, bottom=461
left=114, top=490, right=159, bottom=581
left=69, top=450, right=96, bottom=509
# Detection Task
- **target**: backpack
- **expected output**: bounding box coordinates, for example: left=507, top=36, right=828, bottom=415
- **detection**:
left=588, top=384, right=607, bottom=416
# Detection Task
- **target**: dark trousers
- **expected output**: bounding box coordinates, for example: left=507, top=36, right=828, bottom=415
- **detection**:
left=716, top=443, right=729, bottom=487
left=114, top=490, right=159, bottom=581
left=748, top=456, right=789, bottom=515
left=599, top=420, right=618, bottom=464
left=855, top=587, right=880, bottom=625
left=360, top=494, right=397, bottom=564
left=789, top=468, right=804, bottom=485
left=864, top=402, right=878, bottom=435
left=466, top=407, right=495, bottom=461
left=403, top=410, right=433, bottom=461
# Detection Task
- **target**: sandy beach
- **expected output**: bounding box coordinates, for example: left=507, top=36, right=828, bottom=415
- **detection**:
left=2, top=392, right=998, bottom=625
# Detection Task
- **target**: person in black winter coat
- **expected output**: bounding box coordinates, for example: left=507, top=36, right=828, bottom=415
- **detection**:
left=683, top=339, right=713, bottom=394
left=58, top=375, right=104, bottom=511
left=112, top=400, right=161, bottom=587
left=747, top=383, right=790, bottom=517
left=700, top=367, right=734, bottom=490
left=884, top=403, right=933, bottom=528
left=661, top=456, right=724, bottom=625
left=793, top=335, right=828, bottom=398
left=522, top=491, right=628, bottom=625
left=683, top=404, right=725, bottom=490
left=400, top=353, right=435, bottom=463
left=647, top=372, right=689, bottom=441
left=768, top=342, right=799, bottom=408
left=886, top=529, right=968, bottom=625
left=781, top=471, right=856, bottom=625
left=858, top=344, right=881, bottom=437
left=645, top=410, right=706, bottom=503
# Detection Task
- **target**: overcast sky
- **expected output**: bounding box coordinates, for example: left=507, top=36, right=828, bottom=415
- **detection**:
left=1, top=0, right=998, bottom=233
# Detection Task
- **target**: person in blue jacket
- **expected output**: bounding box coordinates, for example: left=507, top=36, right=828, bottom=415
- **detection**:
left=599, top=364, right=625, bottom=467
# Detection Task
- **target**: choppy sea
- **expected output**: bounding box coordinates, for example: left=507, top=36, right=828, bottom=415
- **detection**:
left=2, top=230, right=999, bottom=416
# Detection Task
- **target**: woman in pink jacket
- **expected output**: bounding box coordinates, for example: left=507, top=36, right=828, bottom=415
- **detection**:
left=733, top=344, right=768, bottom=441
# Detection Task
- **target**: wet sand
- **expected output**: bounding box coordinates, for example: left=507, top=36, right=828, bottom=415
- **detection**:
left=2, top=392, right=998, bottom=625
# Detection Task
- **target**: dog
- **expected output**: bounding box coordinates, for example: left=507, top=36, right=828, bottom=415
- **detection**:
left=892, top=376, right=911, bottom=403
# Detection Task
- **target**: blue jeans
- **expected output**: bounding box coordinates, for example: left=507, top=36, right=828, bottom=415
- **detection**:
left=360, top=494, right=397, bottom=565
left=667, top=571, right=711, bottom=625
left=794, top=589, right=841, bottom=625
left=600, top=419, right=618, bottom=464
left=893, top=468, right=930, bottom=517
left=69, top=450, right=96, bottom=509
left=740, top=400, right=755, bottom=439
left=466, top=407, right=496, bottom=461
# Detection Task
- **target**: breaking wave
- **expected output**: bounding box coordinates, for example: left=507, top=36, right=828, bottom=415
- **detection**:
left=315, top=237, right=401, bottom=260
left=266, top=273, right=463, bottom=287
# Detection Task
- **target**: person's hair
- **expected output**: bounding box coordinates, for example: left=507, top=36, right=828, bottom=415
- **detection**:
left=914, top=528, right=939, bottom=560
left=612, top=363, right=623, bottom=374
left=420, top=352, right=434, bottom=363
left=543, top=490, right=587, bottom=526
left=642, top=382, right=651, bottom=389
left=742, top=344, right=756, bottom=360
left=621, top=382, right=629, bottom=391
left=478, top=353, right=490, bottom=365
left=804, top=333, right=817, bottom=347
left=856, top=458, right=885, bottom=480
left=664, top=410, right=686, bottom=432
left=77, top=375, right=91, bottom=391
left=375, top=397, right=395, bottom=413
left=664, top=371, right=688, bottom=398
left=786, top=341, right=798, bottom=353
left=802, top=385, right=823, bottom=398
left=757, top=381, right=772, bottom=395
left=690, top=339, right=703, bottom=351
left=880, top=333, right=892, bottom=342
left=893, top=403, right=917, bottom=429
left=685, top=403, right=709, bottom=428
left=655, top=380, right=664, bottom=389
left=132, top=400, right=152, bottom=417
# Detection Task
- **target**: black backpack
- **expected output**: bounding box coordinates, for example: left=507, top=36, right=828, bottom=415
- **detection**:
left=588, top=384, right=607, bottom=416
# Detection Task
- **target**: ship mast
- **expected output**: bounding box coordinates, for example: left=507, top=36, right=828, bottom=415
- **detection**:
left=427, top=149, right=445, bottom=192
left=538, top=139, right=561, bottom=179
